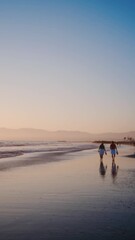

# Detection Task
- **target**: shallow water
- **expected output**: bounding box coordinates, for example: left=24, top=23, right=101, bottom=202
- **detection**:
left=0, top=146, right=135, bottom=239
left=0, top=140, right=97, bottom=159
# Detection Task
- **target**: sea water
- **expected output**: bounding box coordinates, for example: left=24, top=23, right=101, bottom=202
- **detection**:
left=0, top=140, right=98, bottom=171
left=0, top=143, right=135, bottom=240
left=0, top=140, right=97, bottom=158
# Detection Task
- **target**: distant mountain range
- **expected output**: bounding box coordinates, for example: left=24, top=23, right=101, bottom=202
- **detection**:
left=0, top=128, right=135, bottom=141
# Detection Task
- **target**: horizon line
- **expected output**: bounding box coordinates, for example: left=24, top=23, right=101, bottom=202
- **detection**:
left=0, top=127, right=135, bottom=135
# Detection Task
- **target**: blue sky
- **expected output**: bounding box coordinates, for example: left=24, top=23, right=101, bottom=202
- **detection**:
left=0, top=0, right=135, bottom=133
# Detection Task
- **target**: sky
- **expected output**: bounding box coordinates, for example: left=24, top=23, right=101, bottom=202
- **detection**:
left=0, top=0, right=135, bottom=133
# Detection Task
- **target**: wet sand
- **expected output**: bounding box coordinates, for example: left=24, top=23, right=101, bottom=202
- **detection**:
left=0, top=145, right=135, bottom=239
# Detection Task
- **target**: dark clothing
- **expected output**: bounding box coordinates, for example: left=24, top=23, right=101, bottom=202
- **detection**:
left=99, top=143, right=105, bottom=150
left=110, top=143, right=117, bottom=150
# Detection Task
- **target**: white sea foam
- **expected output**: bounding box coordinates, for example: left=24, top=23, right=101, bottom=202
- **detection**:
left=0, top=140, right=98, bottom=159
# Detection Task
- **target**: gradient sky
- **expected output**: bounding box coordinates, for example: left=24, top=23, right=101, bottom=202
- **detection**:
left=0, top=0, right=135, bottom=133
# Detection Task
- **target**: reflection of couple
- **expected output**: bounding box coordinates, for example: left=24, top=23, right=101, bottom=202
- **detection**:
left=99, top=160, right=119, bottom=178
left=99, top=160, right=107, bottom=177
left=111, top=161, right=119, bottom=178
left=98, top=141, right=119, bottom=178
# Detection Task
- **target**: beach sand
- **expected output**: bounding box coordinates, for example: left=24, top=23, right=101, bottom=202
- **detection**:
left=0, top=145, right=135, bottom=239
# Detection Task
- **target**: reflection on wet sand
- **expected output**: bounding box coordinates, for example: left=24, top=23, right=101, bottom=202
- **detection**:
left=99, top=160, right=107, bottom=177
left=111, top=161, right=119, bottom=181
left=0, top=146, right=135, bottom=240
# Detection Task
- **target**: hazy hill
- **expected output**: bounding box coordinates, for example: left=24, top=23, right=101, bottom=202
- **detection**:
left=0, top=128, right=135, bottom=141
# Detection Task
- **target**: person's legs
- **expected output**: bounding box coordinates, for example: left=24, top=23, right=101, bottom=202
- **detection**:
left=111, top=150, right=115, bottom=162
left=100, top=154, right=103, bottom=160
left=99, top=149, right=104, bottom=160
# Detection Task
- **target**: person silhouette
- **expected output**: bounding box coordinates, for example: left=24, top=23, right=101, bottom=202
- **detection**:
left=98, top=142, right=107, bottom=160
left=110, top=141, right=118, bottom=162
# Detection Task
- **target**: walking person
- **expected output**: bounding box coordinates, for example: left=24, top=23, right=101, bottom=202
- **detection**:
left=110, top=141, right=118, bottom=162
left=98, top=142, right=107, bottom=160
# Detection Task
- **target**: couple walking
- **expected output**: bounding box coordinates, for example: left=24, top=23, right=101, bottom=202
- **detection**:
left=98, top=141, right=118, bottom=161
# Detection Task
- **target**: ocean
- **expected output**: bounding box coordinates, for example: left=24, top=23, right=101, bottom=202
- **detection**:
left=0, top=140, right=98, bottom=170
left=0, top=142, right=135, bottom=240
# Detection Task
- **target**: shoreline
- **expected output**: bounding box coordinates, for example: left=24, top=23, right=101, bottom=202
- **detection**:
left=0, top=146, right=97, bottom=171
left=125, top=153, right=135, bottom=158
left=0, top=143, right=98, bottom=160
left=0, top=151, right=23, bottom=159
left=0, top=144, right=135, bottom=240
